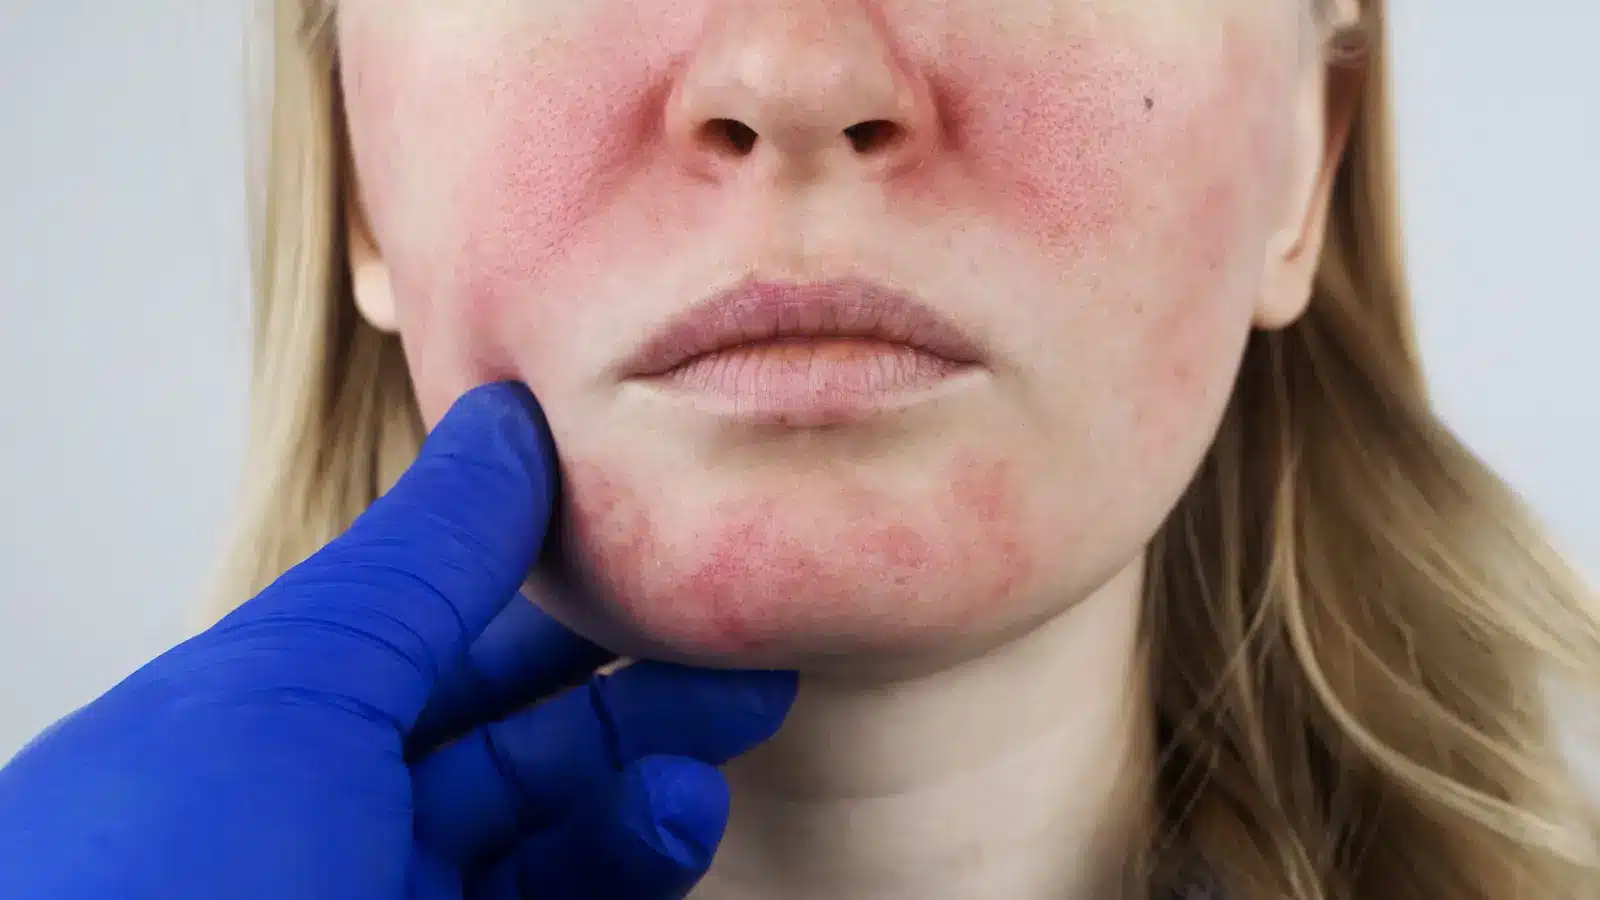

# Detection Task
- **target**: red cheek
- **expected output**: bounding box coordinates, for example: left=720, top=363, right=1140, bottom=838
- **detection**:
left=900, top=18, right=1284, bottom=272
left=895, top=34, right=1166, bottom=256
left=448, top=23, right=689, bottom=350
left=553, top=453, right=1035, bottom=655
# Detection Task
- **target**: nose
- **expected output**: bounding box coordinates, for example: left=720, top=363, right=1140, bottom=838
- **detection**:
left=666, top=0, right=938, bottom=182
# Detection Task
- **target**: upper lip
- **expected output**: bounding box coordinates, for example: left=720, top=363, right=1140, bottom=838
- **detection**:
left=621, top=276, right=986, bottom=377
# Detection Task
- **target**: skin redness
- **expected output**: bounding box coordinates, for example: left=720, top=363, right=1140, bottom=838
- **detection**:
left=338, top=0, right=1314, bottom=673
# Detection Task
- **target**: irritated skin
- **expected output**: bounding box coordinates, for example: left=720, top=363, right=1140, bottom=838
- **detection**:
left=340, top=0, right=1318, bottom=669
left=338, top=1, right=1343, bottom=896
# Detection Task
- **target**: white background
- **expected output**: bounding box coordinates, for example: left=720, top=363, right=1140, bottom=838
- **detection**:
left=1, top=3, right=1595, bottom=760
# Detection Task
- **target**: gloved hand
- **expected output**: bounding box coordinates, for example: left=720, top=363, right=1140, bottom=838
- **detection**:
left=0, top=381, right=797, bottom=900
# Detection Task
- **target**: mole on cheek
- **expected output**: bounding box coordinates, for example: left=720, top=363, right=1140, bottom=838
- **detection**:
left=555, top=454, right=1035, bottom=655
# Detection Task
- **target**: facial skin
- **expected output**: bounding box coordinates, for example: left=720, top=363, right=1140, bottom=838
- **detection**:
left=339, top=0, right=1344, bottom=679
left=338, top=2, right=1355, bottom=895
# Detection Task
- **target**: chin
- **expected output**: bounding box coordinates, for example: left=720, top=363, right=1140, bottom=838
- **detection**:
left=521, top=451, right=1058, bottom=673
left=525, top=566, right=1057, bottom=677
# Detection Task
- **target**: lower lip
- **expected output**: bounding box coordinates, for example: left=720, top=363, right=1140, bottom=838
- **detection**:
left=639, top=338, right=974, bottom=426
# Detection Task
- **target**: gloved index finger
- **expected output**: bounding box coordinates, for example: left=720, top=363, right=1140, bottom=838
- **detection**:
left=231, top=381, right=562, bottom=732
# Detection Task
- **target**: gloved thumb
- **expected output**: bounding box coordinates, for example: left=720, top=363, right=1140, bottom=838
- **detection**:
left=212, top=381, right=560, bottom=732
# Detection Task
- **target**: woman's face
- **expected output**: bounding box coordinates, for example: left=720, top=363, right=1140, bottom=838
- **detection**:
left=338, top=0, right=1346, bottom=672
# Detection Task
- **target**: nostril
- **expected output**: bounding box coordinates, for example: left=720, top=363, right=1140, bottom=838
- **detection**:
left=698, top=118, right=759, bottom=156
left=689, top=118, right=910, bottom=164
left=843, top=120, right=905, bottom=155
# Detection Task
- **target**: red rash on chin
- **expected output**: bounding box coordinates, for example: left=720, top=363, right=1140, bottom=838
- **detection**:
left=547, top=452, right=1034, bottom=658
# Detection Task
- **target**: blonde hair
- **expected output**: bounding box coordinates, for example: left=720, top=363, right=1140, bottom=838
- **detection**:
left=216, top=2, right=1599, bottom=897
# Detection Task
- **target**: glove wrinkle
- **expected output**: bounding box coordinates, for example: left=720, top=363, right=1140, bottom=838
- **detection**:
left=587, top=676, right=626, bottom=773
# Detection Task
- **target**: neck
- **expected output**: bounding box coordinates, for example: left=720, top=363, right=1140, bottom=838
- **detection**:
left=692, top=559, right=1154, bottom=900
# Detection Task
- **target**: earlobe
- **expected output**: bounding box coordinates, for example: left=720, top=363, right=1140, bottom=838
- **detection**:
left=1254, top=66, right=1361, bottom=331
left=348, top=194, right=400, bottom=334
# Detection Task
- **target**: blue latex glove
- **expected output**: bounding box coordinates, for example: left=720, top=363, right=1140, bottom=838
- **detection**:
left=0, top=382, right=797, bottom=900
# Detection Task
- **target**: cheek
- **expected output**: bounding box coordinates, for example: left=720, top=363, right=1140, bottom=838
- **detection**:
left=914, top=43, right=1151, bottom=255
left=1124, top=65, right=1280, bottom=461
left=1111, top=132, right=1263, bottom=466
left=547, top=452, right=1033, bottom=658
left=943, top=22, right=1280, bottom=458
left=895, top=13, right=1285, bottom=261
left=448, top=64, right=672, bottom=369
left=341, top=10, right=699, bottom=416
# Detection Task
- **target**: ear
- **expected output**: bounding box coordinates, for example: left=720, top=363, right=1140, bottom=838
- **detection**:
left=347, top=186, right=400, bottom=333
left=1254, top=54, right=1363, bottom=330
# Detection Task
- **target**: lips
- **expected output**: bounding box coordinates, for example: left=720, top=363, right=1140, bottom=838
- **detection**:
left=622, top=277, right=985, bottom=378
left=619, top=277, right=985, bottom=426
